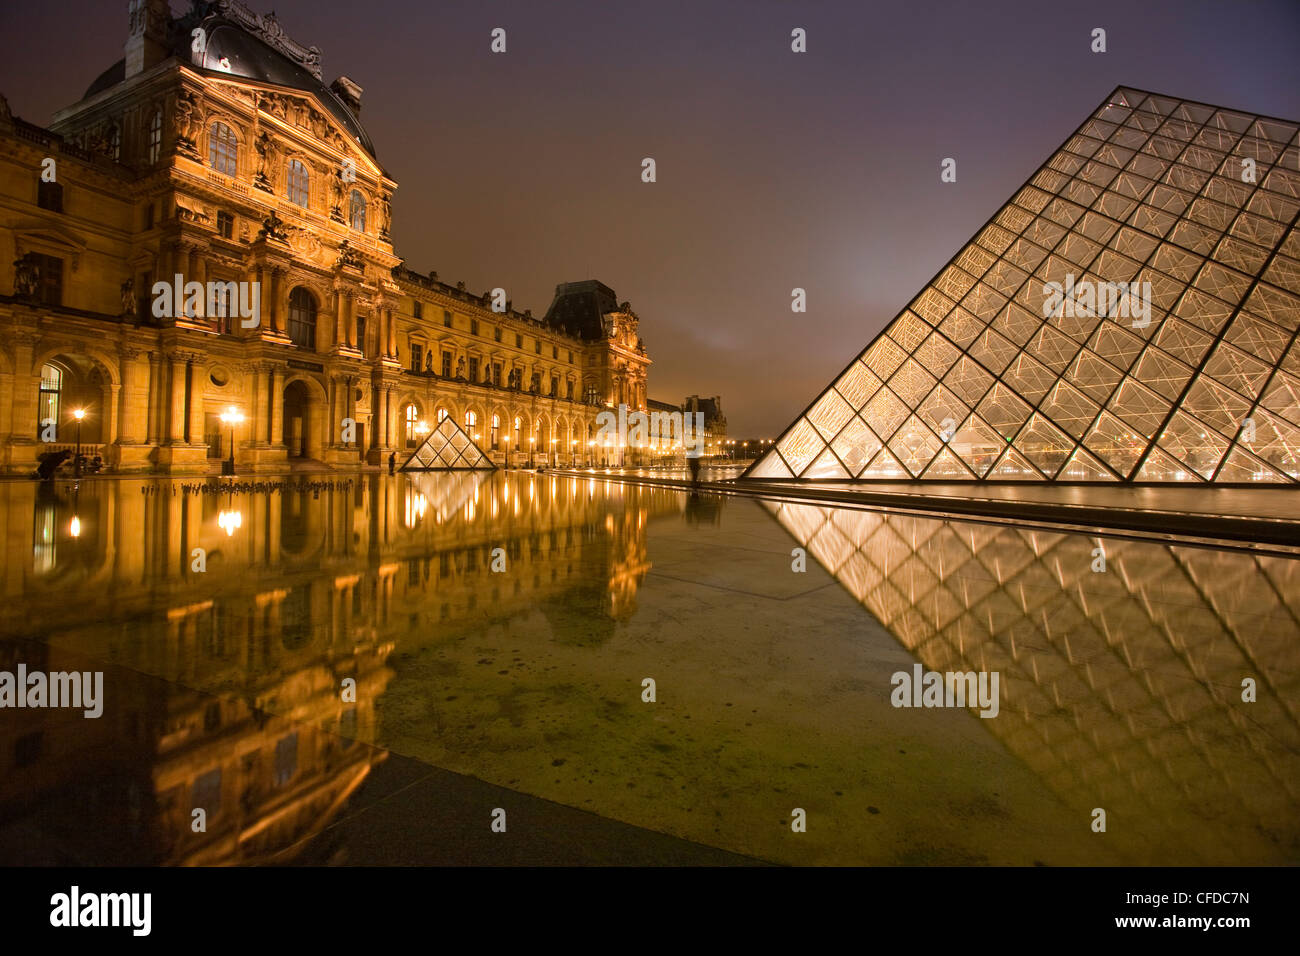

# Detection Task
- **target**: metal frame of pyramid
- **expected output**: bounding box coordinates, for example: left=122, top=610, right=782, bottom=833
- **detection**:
left=744, top=87, right=1300, bottom=484
left=400, top=415, right=496, bottom=471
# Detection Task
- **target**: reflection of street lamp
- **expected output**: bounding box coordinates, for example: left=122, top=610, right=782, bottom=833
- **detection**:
left=72, top=408, right=85, bottom=477
left=219, top=406, right=244, bottom=475
left=218, top=509, right=242, bottom=536
left=69, top=515, right=81, bottom=537
left=529, top=435, right=536, bottom=468
left=570, top=439, right=577, bottom=467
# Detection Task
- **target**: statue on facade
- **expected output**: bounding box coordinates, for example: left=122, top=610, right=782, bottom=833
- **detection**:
left=424, top=350, right=433, bottom=373
left=173, top=90, right=202, bottom=156
left=377, top=192, right=392, bottom=239
left=12, top=255, right=39, bottom=298
left=120, top=277, right=135, bottom=315
left=455, top=357, right=465, bottom=379
left=253, top=130, right=275, bottom=190
left=334, top=238, right=363, bottom=270
left=329, top=168, right=345, bottom=221
left=258, top=211, right=289, bottom=243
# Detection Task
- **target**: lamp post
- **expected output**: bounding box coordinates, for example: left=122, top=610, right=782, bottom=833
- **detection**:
left=219, top=407, right=244, bottom=475
left=72, top=408, right=85, bottom=477
left=529, top=435, right=535, bottom=469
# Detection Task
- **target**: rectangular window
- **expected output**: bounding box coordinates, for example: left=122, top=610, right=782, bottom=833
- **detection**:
left=410, top=343, right=423, bottom=373
left=567, top=381, right=574, bottom=399
left=468, top=356, right=480, bottom=381
left=493, top=363, right=502, bottom=386
left=29, top=254, right=63, bottom=306
left=413, top=300, right=423, bottom=320
left=471, top=319, right=480, bottom=336
left=443, top=310, right=453, bottom=327
left=494, top=327, right=502, bottom=342
left=551, top=377, right=558, bottom=396
left=37, top=181, right=63, bottom=213
left=552, top=345, right=558, bottom=359
left=568, top=351, right=573, bottom=363
left=144, top=203, right=154, bottom=231
left=441, top=351, right=452, bottom=377
left=515, top=333, right=522, bottom=348
left=534, top=339, right=541, bottom=354
left=216, top=210, right=233, bottom=239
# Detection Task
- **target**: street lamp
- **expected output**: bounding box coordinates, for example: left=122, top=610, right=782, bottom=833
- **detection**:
left=72, top=408, right=85, bottom=477
left=219, top=406, right=244, bottom=475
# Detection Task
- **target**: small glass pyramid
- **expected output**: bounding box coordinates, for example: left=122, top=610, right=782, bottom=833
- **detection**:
left=401, top=416, right=495, bottom=470
left=745, top=88, right=1300, bottom=483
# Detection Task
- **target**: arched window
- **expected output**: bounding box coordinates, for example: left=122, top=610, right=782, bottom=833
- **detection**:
left=147, top=111, right=162, bottom=165
left=287, top=159, right=310, bottom=207
left=287, top=287, right=317, bottom=350
left=209, top=122, right=237, bottom=175
left=349, top=190, right=366, bottom=231
left=464, top=410, right=478, bottom=429
left=405, top=404, right=419, bottom=446
left=38, top=364, right=61, bottom=439
left=436, top=407, right=448, bottom=423
left=491, top=414, right=500, bottom=449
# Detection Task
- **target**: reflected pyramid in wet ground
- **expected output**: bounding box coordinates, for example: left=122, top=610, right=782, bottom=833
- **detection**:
left=764, top=498, right=1300, bottom=862
left=746, top=87, right=1300, bottom=483
left=401, top=416, right=495, bottom=470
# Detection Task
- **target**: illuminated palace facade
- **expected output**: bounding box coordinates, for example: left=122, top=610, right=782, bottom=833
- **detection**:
left=0, top=0, right=651, bottom=475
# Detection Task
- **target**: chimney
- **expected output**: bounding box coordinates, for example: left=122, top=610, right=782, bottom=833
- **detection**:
left=124, top=0, right=171, bottom=79
left=331, top=76, right=363, bottom=116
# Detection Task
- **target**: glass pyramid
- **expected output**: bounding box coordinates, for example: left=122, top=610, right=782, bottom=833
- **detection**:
left=401, top=416, right=495, bottom=470
left=746, top=88, right=1300, bottom=483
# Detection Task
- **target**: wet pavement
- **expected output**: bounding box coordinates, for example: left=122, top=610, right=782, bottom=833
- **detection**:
left=0, top=473, right=1295, bottom=865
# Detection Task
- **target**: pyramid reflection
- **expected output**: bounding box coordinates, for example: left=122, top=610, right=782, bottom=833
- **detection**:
left=765, top=499, right=1300, bottom=861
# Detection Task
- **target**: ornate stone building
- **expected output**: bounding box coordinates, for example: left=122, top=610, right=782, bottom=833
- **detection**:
left=0, top=0, right=652, bottom=474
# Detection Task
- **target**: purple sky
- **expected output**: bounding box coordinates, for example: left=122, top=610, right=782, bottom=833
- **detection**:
left=3, top=0, right=1298, bottom=435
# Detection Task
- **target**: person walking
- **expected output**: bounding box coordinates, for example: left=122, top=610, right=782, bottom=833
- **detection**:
left=387, top=452, right=396, bottom=474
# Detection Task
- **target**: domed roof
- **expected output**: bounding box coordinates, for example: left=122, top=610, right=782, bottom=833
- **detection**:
left=80, top=6, right=377, bottom=160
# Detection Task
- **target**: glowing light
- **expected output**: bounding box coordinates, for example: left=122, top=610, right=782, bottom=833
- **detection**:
left=69, top=515, right=81, bottom=537
left=218, top=509, right=243, bottom=535
left=72, top=408, right=85, bottom=421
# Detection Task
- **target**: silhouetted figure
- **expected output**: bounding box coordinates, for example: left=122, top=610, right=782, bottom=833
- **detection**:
left=687, top=454, right=702, bottom=486
left=388, top=452, right=397, bottom=474
left=34, top=449, right=71, bottom=481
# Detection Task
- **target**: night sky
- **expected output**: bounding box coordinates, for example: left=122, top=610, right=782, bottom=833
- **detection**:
left=2, top=0, right=1298, bottom=435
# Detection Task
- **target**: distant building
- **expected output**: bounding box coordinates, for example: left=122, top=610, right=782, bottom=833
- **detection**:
left=0, top=1, right=652, bottom=473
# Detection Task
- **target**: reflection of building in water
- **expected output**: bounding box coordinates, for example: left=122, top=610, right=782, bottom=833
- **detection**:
left=0, top=634, right=390, bottom=865
left=0, top=473, right=689, bottom=861
left=765, top=500, right=1300, bottom=864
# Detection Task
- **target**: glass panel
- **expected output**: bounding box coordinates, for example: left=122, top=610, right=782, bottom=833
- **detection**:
left=921, top=447, right=976, bottom=479
left=774, top=418, right=823, bottom=475
left=942, top=356, right=995, bottom=405
left=1214, top=445, right=1288, bottom=482
left=1203, top=341, right=1273, bottom=400
left=1000, top=352, right=1057, bottom=403
left=1132, top=346, right=1195, bottom=401
left=1135, top=446, right=1202, bottom=481
left=832, top=361, right=882, bottom=410
left=862, top=336, right=909, bottom=379
left=888, top=416, right=942, bottom=477
left=1066, top=348, right=1124, bottom=403
left=806, top=389, right=855, bottom=440
left=1039, top=380, right=1101, bottom=439
left=914, top=333, right=961, bottom=379
left=861, top=387, right=911, bottom=442
left=939, top=307, right=985, bottom=348
left=860, top=448, right=909, bottom=479
left=1156, top=411, right=1231, bottom=479
left=1260, top=372, right=1300, bottom=428
left=1182, top=375, right=1252, bottom=437
left=888, top=359, right=938, bottom=406
left=1058, top=446, right=1118, bottom=481
left=748, top=452, right=793, bottom=479
left=948, top=414, right=1005, bottom=478
left=1013, top=413, right=1074, bottom=477
left=987, top=446, right=1044, bottom=480
left=977, top=384, right=1033, bottom=439
left=1248, top=409, right=1300, bottom=478
left=802, top=447, right=850, bottom=479
left=1084, top=410, right=1148, bottom=477
left=831, top=417, right=883, bottom=476
left=1105, top=377, right=1171, bottom=436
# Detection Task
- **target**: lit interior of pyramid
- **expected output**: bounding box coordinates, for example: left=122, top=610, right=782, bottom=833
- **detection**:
left=747, top=88, right=1300, bottom=483
left=402, top=416, right=495, bottom=470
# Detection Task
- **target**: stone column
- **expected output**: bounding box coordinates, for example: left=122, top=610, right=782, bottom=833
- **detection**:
left=167, top=353, right=187, bottom=443
left=268, top=366, right=283, bottom=445
left=334, top=290, right=347, bottom=348
left=386, top=307, right=396, bottom=357
left=117, top=349, right=145, bottom=444
left=248, top=364, right=264, bottom=446
left=187, top=358, right=205, bottom=445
